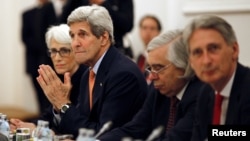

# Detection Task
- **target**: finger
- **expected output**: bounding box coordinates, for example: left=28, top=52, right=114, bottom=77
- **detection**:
left=40, top=65, right=62, bottom=86
left=9, top=118, right=21, bottom=125
left=64, top=72, right=72, bottom=87
left=38, top=65, right=51, bottom=85
left=37, top=74, right=48, bottom=91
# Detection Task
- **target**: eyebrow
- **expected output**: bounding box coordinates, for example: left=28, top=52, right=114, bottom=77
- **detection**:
left=50, top=47, right=71, bottom=50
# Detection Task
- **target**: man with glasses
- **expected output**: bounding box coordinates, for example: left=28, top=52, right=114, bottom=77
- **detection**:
left=99, top=30, right=213, bottom=141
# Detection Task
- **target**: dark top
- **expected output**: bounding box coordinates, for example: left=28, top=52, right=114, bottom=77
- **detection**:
left=191, top=63, right=250, bottom=141
left=99, top=77, right=212, bottom=141
left=56, top=46, right=148, bottom=138
left=22, top=6, right=51, bottom=75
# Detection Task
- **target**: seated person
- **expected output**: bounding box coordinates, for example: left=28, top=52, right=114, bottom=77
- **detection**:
left=137, top=15, right=162, bottom=84
left=98, top=30, right=213, bottom=141
left=182, top=15, right=250, bottom=141
left=10, top=24, right=87, bottom=134
left=35, top=5, right=148, bottom=139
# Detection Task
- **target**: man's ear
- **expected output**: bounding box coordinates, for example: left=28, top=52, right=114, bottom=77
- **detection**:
left=101, top=31, right=109, bottom=46
left=231, top=42, right=239, bottom=61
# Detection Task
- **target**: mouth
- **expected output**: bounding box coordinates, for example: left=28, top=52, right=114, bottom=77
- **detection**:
left=154, top=85, right=161, bottom=89
left=202, top=69, right=215, bottom=76
left=55, top=64, right=64, bottom=67
left=74, top=51, right=86, bottom=54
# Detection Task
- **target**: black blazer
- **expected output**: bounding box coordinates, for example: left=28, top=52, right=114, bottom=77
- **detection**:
left=57, top=46, right=148, bottom=138
left=191, top=63, right=250, bottom=141
left=101, top=0, right=134, bottom=48
left=21, top=7, right=43, bottom=75
left=99, top=77, right=211, bottom=141
left=31, top=65, right=87, bottom=128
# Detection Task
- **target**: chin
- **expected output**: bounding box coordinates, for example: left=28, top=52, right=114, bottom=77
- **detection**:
left=56, top=69, right=65, bottom=75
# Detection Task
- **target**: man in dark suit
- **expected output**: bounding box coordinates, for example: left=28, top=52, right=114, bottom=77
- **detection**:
left=21, top=0, right=50, bottom=114
left=182, top=15, right=250, bottom=141
left=35, top=5, right=148, bottom=138
left=99, top=30, right=212, bottom=141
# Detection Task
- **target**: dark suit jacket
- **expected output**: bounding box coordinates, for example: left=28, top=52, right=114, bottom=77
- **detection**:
left=32, top=65, right=87, bottom=130
left=22, top=7, right=43, bottom=75
left=191, top=63, right=250, bottom=141
left=60, top=0, right=89, bottom=23
left=101, top=0, right=134, bottom=48
left=99, top=77, right=211, bottom=141
left=22, top=6, right=53, bottom=113
left=56, top=46, right=148, bottom=138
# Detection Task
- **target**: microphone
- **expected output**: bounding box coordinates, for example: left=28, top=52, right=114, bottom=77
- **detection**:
left=145, top=125, right=164, bottom=141
left=94, top=121, right=113, bottom=138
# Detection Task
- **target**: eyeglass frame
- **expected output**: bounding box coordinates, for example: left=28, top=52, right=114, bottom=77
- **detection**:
left=47, top=48, right=71, bottom=58
left=145, top=63, right=171, bottom=75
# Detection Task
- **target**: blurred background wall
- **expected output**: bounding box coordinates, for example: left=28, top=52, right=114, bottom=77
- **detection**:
left=0, top=0, right=249, bottom=119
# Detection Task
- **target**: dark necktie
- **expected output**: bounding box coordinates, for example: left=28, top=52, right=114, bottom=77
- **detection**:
left=212, top=93, right=224, bottom=125
left=89, top=69, right=95, bottom=110
left=166, top=96, right=179, bottom=132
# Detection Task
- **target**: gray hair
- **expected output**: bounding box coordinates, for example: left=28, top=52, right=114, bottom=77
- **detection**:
left=182, top=15, right=237, bottom=52
left=147, top=29, right=194, bottom=80
left=67, top=5, right=114, bottom=44
left=45, top=24, right=71, bottom=48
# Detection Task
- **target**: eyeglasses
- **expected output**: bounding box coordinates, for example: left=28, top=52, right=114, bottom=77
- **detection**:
left=145, top=63, right=171, bottom=75
left=47, top=48, right=71, bottom=58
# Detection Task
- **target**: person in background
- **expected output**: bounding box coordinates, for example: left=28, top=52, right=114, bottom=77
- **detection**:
left=139, top=15, right=162, bottom=53
left=182, top=15, right=250, bottom=141
left=21, top=0, right=51, bottom=115
left=60, top=0, right=88, bottom=23
left=33, top=5, right=147, bottom=139
left=98, top=30, right=212, bottom=141
left=136, top=15, right=162, bottom=84
left=61, top=0, right=134, bottom=59
left=10, top=24, right=88, bottom=134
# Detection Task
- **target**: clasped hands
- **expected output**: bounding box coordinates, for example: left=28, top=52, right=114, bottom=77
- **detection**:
left=37, top=64, right=72, bottom=112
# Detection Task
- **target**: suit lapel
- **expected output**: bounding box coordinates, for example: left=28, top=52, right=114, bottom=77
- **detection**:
left=91, top=47, right=118, bottom=109
left=225, top=63, right=245, bottom=124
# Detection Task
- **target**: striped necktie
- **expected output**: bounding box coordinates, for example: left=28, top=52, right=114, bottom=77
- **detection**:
left=166, top=96, right=179, bottom=132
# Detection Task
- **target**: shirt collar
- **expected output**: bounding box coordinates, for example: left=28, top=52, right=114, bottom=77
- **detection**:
left=176, top=82, right=189, bottom=101
left=91, top=50, right=108, bottom=74
left=216, top=69, right=236, bottom=98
